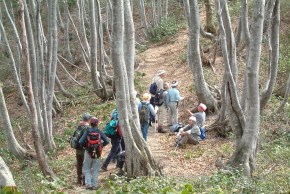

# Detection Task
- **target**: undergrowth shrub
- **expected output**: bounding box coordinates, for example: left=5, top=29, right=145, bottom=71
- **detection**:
left=148, top=17, right=180, bottom=42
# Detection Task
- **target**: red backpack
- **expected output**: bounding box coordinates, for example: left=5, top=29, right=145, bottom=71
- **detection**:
left=87, top=131, right=102, bottom=158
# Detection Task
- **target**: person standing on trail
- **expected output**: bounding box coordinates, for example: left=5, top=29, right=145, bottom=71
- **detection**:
left=138, top=93, right=156, bottom=141
left=175, top=116, right=200, bottom=148
left=187, top=103, right=207, bottom=128
left=149, top=70, right=166, bottom=124
left=75, top=113, right=92, bottom=185
left=167, top=81, right=183, bottom=127
left=79, top=117, right=109, bottom=190
left=156, top=83, right=170, bottom=133
left=101, top=109, right=123, bottom=172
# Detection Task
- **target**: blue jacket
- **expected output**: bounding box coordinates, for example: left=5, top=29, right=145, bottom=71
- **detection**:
left=167, top=88, right=181, bottom=102
left=79, top=127, right=110, bottom=148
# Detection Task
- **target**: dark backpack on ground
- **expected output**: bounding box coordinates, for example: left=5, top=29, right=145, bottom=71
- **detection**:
left=105, top=119, right=118, bottom=138
left=139, top=102, right=150, bottom=124
left=149, top=81, right=158, bottom=95
left=170, top=123, right=183, bottom=132
left=154, top=89, right=166, bottom=106
left=199, top=127, right=206, bottom=140
left=70, top=125, right=87, bottom=149
left=87, top=131, right=103, bottom=158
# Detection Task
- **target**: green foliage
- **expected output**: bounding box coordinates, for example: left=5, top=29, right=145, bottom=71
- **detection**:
left=1, top=187, right=21, bottom=194
left=148, top=17, right=181, bottom=43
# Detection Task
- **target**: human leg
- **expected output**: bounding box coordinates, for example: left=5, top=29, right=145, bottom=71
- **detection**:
left=141, top=122, right=149, bottom=141
left=102, top=138, right=121, bottom=169
left=83, top=151, right=92, bottom=187
left=91, top=157, right=101, bottom=189
left=76, top=153, right=84, bottom=184
left=187, top=135, right=199, bottom=145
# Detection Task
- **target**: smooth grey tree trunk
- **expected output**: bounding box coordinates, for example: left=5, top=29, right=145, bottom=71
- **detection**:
left=260, top=0, right=280, bottom=110
left=277, top=72, right=290, bottom=112
left=185, top=0, right=218, bottom=112
left=21, top=0, right=55, bottom=177
left=138, top=0, right=149, bottom=37
left=0, top=84, right=32, bottom=159
left=112, top=0, right=161, bottom=177
left=218, top=0, right=266, bottom=177
left=0, top=156, right=16, bottom=187
left=45, top=0, right=58, bottom=150
left=63, top=0, right=74, bottom=64
left=204, top=0, right=216, bottom=34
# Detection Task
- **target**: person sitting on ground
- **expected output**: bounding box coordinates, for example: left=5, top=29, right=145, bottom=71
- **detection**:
left=187, top=103, right=207, bottom=128
left=138, top=93, right=156, bottom=141
left=79, top=117, right=109, bottom=190
left=167, top=80, right=183, bottom=127
left=75, top=113, right=92, bottom=185
left=175, top=116, right=200, bottom=148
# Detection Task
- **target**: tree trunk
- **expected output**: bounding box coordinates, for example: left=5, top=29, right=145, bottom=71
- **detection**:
left=260, top=0, right=280, bottom=110
left=228, top=0, right=265, bottom=177
left=277, top=72, right=290, bottom=112
left=112, top=0, right=161, bottom=177
left=0, top=84, right=33, bottom=159
left=63, top=0, right=74, bottom=64
left=151, top=0, right=158, bottom=27
left=0, top=156, right=16, bottom=187
left=204, top=0, right=216, bottom=34
left=185, top=0, right=218, bottom=112
left=138, top=0, right=149, bottom=37
left=45, top=0, right=58, bottom=150
left=21, top=0, right=55, bottom=177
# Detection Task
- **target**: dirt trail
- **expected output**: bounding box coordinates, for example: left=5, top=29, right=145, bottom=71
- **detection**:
left=67, top=30, right=231, bottom=193
left=137, top=30, right=231, bottom=179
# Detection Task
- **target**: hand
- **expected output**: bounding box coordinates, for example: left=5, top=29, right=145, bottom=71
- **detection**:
left=187, top=109, right=193, bottom=115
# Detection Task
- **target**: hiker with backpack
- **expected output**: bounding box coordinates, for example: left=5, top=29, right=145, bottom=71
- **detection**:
left=175, top=116, right=200, bottom=148
left=70, top=113, right=92, bottom=185
left=167, top=80, right=184, bottom=127
left=79, top=117, right=109, bottom=190
left=138, top=93, right=156, bottom=141
left=154, top=83, right=170, bottom=133
left=101, top=109, right=123, bottom=171
left=149, top=70, right=166, bottom=124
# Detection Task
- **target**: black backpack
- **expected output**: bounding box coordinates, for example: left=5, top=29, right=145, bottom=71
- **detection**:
left=149, top=81, right=158, bottom=95
left=70, top=125, right=87, bottom=149
left=154, top=89, right=166, bottom=106
left=139, top=102, right=150, bottom=124
left=87, top=131, right=103, bottom=159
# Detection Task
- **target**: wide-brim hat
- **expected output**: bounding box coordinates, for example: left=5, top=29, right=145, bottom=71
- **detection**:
left=156, top=70, right=166, bottom=76
left=171, top=80, right=178, bottom=87
left=189, top=116, right=196, bottom=122
left=142, top=93, right=151, bottom=101
left=198, top=103, right=207, bottom=111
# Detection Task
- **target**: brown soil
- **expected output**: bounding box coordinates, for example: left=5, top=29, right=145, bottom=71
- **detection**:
left=65, top=30, right=232, bottom=193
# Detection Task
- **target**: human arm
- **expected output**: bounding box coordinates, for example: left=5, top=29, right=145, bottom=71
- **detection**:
left=100, top=131, right=110, bottom=147
left=149, top=104, right=156, bottom=117
left=79, top=130, right=88, bottom=147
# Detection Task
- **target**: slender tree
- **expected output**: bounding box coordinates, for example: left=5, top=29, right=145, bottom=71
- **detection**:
left=0, top=83, right=33, bottom=159
left=0, top=156, right=16, bottom=187
left=112, top=0, right=161, bottom=177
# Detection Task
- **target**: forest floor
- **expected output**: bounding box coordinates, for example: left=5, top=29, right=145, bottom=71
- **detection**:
left=66, top=30, right=233, bottom=193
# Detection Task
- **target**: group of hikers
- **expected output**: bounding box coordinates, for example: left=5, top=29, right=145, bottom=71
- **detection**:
left=69, top=69, right=207, bottom=190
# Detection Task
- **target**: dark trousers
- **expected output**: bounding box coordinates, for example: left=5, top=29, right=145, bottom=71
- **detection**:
left=76, top=154, right=84, bottom=182
left=102, top=137, right=121, bottom=168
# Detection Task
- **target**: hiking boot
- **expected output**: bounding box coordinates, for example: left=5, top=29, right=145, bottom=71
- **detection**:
left=168, top=132, right=175, bottom=136
left=86, top=185, right=93, bottom=190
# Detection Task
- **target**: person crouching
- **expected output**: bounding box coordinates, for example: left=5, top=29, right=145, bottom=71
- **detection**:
left=175, top=116, right=200, bottom=148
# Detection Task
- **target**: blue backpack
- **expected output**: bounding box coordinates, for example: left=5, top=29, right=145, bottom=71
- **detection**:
left=199, top=127, right=206, bottom=140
